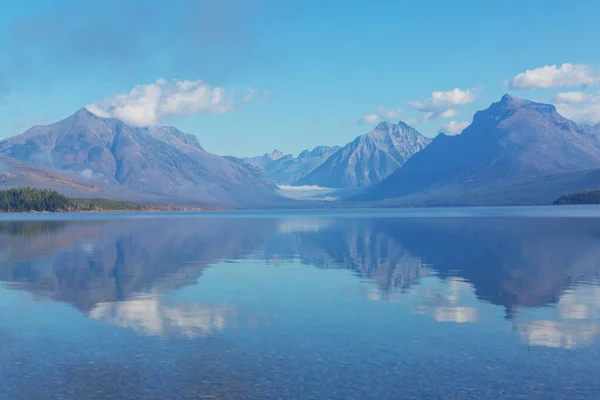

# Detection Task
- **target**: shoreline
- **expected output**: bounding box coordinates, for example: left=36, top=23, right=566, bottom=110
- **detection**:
left=0, top=207, right=223, bottom=214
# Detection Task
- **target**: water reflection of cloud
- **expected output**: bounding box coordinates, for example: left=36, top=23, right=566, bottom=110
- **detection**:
left=434, top=306, right=477, bottom=323
left=557, top=285, right=600, bottom=320
left=514, top=320, right=600, bottom=349
left=366, top=275, right=478, bottom=324
left=514, top=283, right=600, bottom=349
left=89, top=295, right=236, bottom=338
left=277, top=218, right=332, bottom=234
left=414, top=278, right=478, bottom=324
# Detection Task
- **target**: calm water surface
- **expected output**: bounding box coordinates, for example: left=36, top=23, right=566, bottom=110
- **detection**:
left=1, top=207, right=600, bottom=399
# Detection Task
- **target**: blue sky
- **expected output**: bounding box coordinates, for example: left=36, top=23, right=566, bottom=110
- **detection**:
left=1, top=0, right=600, bottom=157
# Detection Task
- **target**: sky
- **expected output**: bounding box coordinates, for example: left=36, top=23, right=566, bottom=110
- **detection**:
left=1, top=0, right=600, bottom=157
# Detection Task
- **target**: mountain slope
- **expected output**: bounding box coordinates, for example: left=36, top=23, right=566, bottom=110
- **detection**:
left=0, top=109, right=279, bottom=206
left=0, top=155, right=99, bottom=196
left=242, top=146, right=340, bottom=184
left=295, top=121, right=431, bottom=188
left=361, top=95, right=600, bottom=203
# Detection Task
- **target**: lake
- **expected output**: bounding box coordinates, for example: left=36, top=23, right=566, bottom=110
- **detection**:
left=1, top=207, right=600, bottom=399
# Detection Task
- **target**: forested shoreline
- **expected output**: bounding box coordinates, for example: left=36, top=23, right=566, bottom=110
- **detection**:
left=554, top=190, right=600, bottom=205
left=0, top=188, right=75, bottom=212
left=0, top=188, right=203, bottom=212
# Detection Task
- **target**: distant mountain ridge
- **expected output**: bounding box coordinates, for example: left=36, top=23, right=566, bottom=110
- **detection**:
left=242, top=146, right=341, bottom=184
left=359, top=94, right=600, bottom=204
left=0, top=108, right=279, bottom=206
left=296, top=121, right=431, bottom=188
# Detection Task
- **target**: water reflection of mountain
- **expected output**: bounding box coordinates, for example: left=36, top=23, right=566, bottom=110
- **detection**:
left=373, top=217, right=600, bottom=315
left=1, top=215, right=600, bottom=322
left=265, top=218, right=430, bottom=293
left=266, top=217, right=600, bottom=316
left=0, top=218, right=279, bottom=313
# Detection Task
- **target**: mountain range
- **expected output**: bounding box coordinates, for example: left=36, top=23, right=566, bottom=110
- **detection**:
left=0, top=108, right=279, bottom=207
left=241, top=146, right=340, bottom=184
left=0, top=94, right=599, bottom=206
left=359, top=94, right=600, bottom=205
left=295, top=121, right=431, bottom=188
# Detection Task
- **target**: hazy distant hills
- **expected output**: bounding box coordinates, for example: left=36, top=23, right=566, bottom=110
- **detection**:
left=242, top=146, right=340, bottom=184
left=295, top=121, right=431, bottom=188
left=360, top=95, right=600, bottom=205
left=0, top=108, right=279, bottom=207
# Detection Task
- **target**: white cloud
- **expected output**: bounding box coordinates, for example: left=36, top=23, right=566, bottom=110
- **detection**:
left=553, top=91, right=600, bottom=124
left=379, top=108, right=403, bottom=120
left=86, top=79, right=257, bottom=126
left=439, top=109, right=459, bottom=118
left=358, top=107, right=403, bottom=125
left=440, top=120, right=469, bottom=135
left=408, top=88, right=477, bottom=121
left=553, top=91, right=593, bottom=104
left=243, top=87, right=256, bottom=102
left=509, top=63, right=600, bottom=89
left=360, top=113, right=380, bottom=125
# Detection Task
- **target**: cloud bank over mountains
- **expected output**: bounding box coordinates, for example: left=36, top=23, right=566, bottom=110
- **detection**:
left=354, top=63, right=600, bottom=135
left=84, top=61, right=600, bottom=134
left=504, top=63, right=600, bottom=124
left=86, top=79, right=260, bottom=127
left=355, top=64, right=600, bottom=134
left=439, top=120, right=469, bottom=135
left=408, top=88, right=477, bottom=121
left=553, top=91, right=600, bottom=124
left=357, top=88, right=478, bottom=135
left=359, top=108, right=403, bottom=125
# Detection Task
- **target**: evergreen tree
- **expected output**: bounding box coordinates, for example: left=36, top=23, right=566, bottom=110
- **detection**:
left=554, top=190, right=600, bottom=205
left=0, top=188, right=73, bottom=212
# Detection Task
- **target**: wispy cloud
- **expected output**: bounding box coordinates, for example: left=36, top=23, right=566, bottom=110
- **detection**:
left=553, top=91, right=593, bottom=104
left=439, top=120, right=469, bottom=135
left=358, top=108, right=403, bottom=125
left=408, top=88, right=477, bottom=122
left=509, top=63, right=600, bottom=89
left=1, top=0, right=274, bottom=94
left=86, top=79, right=259, bottom=126
left=553, top=90, right=600, bottom=124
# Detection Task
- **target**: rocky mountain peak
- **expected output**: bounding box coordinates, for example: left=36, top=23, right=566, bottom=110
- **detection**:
left=296, top=121, right=431, bottom=188
left=307, top=145, right=340, bottom=157
left=497, top=93, right=557, bottom=114
left=267, top=150, right=285, bottom=160
left=375, top=121, right=393, bottom=131
left=467, top=94, right=559, bottom=135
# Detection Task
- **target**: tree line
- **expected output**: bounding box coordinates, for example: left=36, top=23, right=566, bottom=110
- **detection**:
left=0, top=188, right=74, bottom=212
left=0, top=188, right=146, bottom=212
left=554, top=190, right=600, bottom=205
left=0, top=187, right=198, bottom=212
